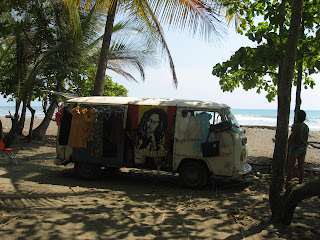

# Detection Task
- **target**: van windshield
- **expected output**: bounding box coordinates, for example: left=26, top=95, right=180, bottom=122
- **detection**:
left=224, top=108, right=241, bottom=131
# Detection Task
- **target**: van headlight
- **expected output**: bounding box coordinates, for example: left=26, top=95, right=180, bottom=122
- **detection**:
left=240, top=149, right=246, bottom=162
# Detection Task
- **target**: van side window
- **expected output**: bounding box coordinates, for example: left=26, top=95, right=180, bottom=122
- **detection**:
left=213, top=112, right=223, bottom=125
left=181, top=110, right=195, bottom=117
left=191, top=111, right=223, bottom=125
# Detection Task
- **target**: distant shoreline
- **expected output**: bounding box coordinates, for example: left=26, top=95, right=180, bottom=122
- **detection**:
left=241, top=125, right=277, bottom=130
left=242, top=125, right=320, bottom=131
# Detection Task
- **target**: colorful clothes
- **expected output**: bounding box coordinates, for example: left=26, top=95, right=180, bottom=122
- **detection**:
left=55, top=103, right=64, bottom=126
left=68, top=107, right=95, bottom=148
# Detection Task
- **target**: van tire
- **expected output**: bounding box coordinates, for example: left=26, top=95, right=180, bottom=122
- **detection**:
left=179, top=161, right=208, bottom=189
left=74, top=162, right=102, bottom=180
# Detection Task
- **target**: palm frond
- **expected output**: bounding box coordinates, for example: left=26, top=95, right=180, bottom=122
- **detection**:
left=108, top=37, right=158, bottom=81
left=106, top=66, right=139, bottom=82
left=60, top=0, right=89, bottom=42
left=0, top=36, right=15, bottom=62
left=126, top=0, right=178, bottom=87
left=112, top=20, right=131, bottom=33
left=25, top=43, right=79, bottom=86
left=148, top=0, right=227, bottom=42
left=226, top=13, right=242, bottom=31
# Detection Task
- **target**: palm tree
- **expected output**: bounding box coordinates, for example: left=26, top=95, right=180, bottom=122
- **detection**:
left=0, top=1, right=160, bottom=141
left=62, top=0, right=225, bottom=95
left=0, top=1, right=43, bottom=145
left=31, top=5, right=160, bottom=140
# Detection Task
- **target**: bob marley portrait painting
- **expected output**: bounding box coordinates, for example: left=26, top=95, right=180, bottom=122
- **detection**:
left=128, top=105, right=176, bottom=157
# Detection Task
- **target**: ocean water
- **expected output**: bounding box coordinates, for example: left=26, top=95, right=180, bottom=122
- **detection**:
left=233, top=109, right=320, bottom=131
left=0, top=106, right=319, bottom=131
left=0, top=106, right=45, bottom=119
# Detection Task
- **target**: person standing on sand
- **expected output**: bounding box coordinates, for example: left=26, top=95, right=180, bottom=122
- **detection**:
left=286, top=110, right=309, bottom=188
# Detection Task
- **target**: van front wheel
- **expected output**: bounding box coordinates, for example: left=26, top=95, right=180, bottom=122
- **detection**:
left=179, top=162, right=208, bottom=189
left=74, top=162, right=102, bottom=180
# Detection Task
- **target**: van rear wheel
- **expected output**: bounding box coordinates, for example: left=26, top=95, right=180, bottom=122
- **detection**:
left=74, top=162, right=102, bottom=180
left=179, top=162, right=208, bottom=189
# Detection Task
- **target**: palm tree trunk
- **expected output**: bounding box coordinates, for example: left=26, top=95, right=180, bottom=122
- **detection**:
left=4, top=99, right=22, bottom=147
left=31, top=99, right=58, bottom=140
left=0, top=119, right=2, bottom=140
left=17, top=99, right=27, bottom=135
left=27, top=103, right=35, bottom=142
left=294, top=20, right=305, bottom=122
left=294, top=59, right=303, bottom=121
left=32, top=77, right=64, bottom=140
left=269, top=0, right=303, bottom=223
left=93, top=0, right=117, bottom=96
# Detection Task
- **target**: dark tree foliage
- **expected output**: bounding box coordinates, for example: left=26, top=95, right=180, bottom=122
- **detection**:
left=213, top=0, right=320, bottom=225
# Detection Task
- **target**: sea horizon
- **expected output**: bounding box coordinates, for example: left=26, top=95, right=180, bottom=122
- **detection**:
left=232, top=109, right=320, bottom=131
left=0, top=106, right=319, bottom=131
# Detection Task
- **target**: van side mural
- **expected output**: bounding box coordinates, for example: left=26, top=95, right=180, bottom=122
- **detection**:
left=128, top=105, right=176, bottom=157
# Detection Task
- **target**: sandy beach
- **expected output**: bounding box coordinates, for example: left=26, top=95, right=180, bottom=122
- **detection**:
left=1, top=117, right=320, bottom=239
left=0, top=117, right=58, bottom=136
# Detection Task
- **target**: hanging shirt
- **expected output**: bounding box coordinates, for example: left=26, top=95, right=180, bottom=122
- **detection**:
left=175, top=112, right=191, bottom=140
left=82, top=107, right=95, bottom=141
left=185, top=115, right=201, bottom=140
left=68, top=107, right=95, bottom=148
left=93, top=108, right=104, bottom=158
left=193, top=112, right=212, bottom=152
left=58, top=108, right=72, bottom=145
left=176, top=112, right=201, bottom=140
left=55, top=103, right=64, bottom=126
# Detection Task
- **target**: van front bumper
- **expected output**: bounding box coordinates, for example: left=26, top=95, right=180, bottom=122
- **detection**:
left=232, top=163, right=252, bottom=179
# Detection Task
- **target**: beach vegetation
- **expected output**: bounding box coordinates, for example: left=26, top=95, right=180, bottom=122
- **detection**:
left=213, top=0, right=320, bottom=225
left=212, top=0, right=320, bottom=103
left=0, top=0, right=159, bottom=142
left=0, top=0, right=235, bottom=142
left=62, top=0, right=228, bottom=96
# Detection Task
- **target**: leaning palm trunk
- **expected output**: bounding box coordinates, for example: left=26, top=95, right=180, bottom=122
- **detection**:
left=27, top=103, right=36, bottom=141
left=32, top=77, right=64, bottom=140
left=31, top=99, right=58, bottom=140
left=93, top=0, right=117, bottom=96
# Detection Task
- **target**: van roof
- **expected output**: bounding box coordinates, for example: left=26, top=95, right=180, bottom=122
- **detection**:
left=67, top=96, right=230, bottom=110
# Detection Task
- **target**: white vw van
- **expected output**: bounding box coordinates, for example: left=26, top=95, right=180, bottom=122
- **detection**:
left=55, top=97, right=251, bottom=188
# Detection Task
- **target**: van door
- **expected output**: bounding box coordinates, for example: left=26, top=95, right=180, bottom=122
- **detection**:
left=173, top=108, right=234, bottom=177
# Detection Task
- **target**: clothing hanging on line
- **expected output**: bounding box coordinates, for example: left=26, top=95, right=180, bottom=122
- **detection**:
left=68, top=106, right=95, bottom=148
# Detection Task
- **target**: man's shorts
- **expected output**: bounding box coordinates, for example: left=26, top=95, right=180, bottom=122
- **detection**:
left=290, top=146, right=307, bottom=158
